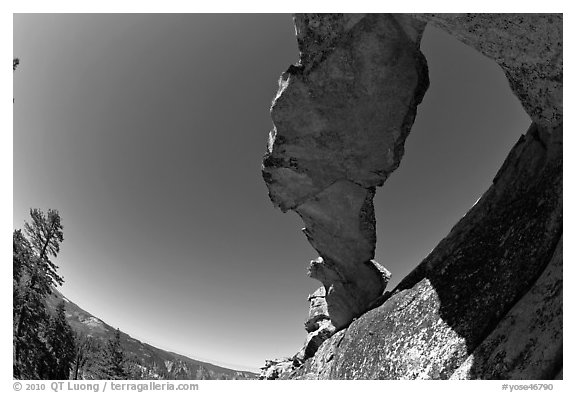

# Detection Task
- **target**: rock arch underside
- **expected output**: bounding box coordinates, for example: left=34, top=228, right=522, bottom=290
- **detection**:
left=260, top=14, right=562, bottom=380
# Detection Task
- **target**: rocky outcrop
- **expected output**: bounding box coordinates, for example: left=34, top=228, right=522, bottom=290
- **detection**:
left=262, top=13, right=429, bottom=331
left=259, top=264, right=389, bottom=380
left=262, top=13, right=562, bottom=379
left=412, top=13, right=562, bottom=129
left=258, top=358, right=297, bottom=380
left=285, top=123, right=562, bottom=379
left=301, top=286, right=336, bottom=359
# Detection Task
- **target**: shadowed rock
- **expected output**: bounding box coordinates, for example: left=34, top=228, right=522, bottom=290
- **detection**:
left=450, top=236, right=563, bottom=379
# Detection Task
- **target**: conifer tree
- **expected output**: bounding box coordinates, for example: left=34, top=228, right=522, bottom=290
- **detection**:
left=72, top=334, right=102, bottom=380
left=102, top=329, right=127, bottom=379
left=13, top=209, right=65, bottom=379
left=42, top=301, right=76, bottom=379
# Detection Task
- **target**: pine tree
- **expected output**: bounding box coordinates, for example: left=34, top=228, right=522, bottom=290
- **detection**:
left=101, top=329, right=127, bottom=379
left=13, top=230, right=31, bottom=287
left=13, top=209, right=65, bottom=379
left=41, top=301, right=76, bottom=379
left=72, top=334, right=102, bottom=380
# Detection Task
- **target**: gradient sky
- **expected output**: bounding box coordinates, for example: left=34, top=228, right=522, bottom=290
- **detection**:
left=13, top=14, right=530, bottom=371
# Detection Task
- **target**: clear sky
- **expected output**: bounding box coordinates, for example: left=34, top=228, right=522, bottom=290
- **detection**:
left=13, top=14, right=530, bottom=372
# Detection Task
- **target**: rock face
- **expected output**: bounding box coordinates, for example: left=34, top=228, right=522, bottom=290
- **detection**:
left=302, top=286, right=336, bottom=359
left=262, top=13, right=562, bottom=379
left=412, top=13, right=563, bottom=130
left=262, top=13, right=429, bottom=331
left=285, top=123, right=562, bottom=379
left=450, top=236, right=563, bottom=379
left=258, top=358, right=296, bottom=380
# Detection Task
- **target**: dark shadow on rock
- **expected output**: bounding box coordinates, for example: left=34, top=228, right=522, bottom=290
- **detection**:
left=287, top=123, right=562, bottom=380
left=388, top=122, right=563, bottom=379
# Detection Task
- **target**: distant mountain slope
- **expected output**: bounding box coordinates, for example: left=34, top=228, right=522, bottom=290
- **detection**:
left=45, top=289, right=256, bottom=380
